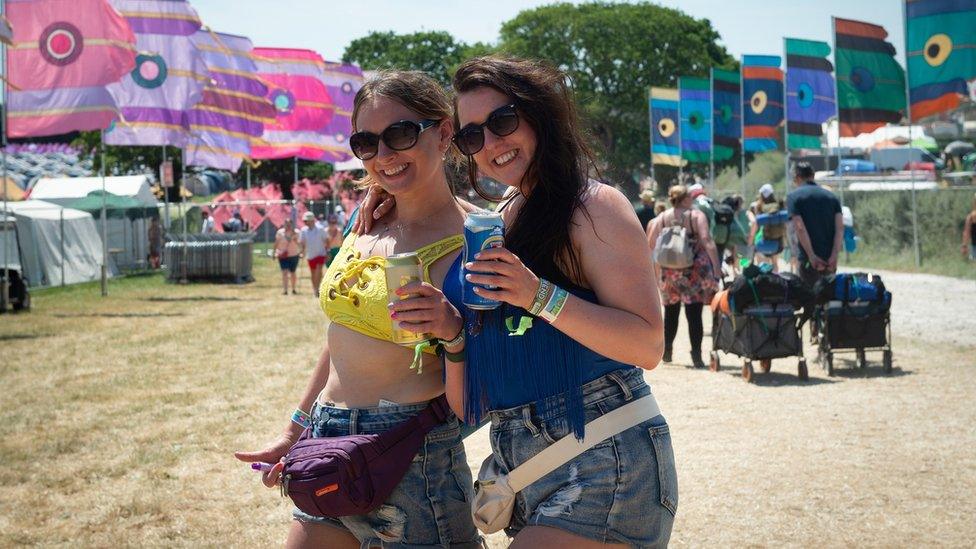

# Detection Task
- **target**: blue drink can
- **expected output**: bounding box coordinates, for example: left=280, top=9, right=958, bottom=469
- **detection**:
left=462, top=212, right=505, bottom=310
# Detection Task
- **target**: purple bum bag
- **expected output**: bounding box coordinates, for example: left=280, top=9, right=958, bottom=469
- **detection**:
left=281, top=395, right=450, bottom=517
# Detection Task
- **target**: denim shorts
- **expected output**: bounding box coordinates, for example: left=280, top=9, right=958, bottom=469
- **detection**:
left=488, top=368, right=677, bottom=548
left=293, top=400, right=482, bottom=548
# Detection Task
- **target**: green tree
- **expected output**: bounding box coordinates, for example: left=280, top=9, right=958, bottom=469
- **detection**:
left=498, top=2, right=735, bottom=196
left=343, top=30, right=490, bottom=87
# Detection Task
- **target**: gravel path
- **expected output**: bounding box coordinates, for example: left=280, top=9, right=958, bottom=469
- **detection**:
left=863, top=268, right=976, bottom=348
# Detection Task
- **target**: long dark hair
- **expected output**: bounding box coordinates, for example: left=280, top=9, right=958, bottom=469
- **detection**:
left=453, top=56, right=595, bottom=286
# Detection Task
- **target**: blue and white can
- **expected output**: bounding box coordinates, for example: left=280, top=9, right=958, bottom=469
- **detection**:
left=462, top=212, right=505, bottom=310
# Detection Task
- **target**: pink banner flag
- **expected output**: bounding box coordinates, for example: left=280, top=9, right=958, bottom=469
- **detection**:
left=104, top=0, right=207, bottom=146
left=6, top=0, right=136, bottom=137
left=250, top=47, right=343, bottom=161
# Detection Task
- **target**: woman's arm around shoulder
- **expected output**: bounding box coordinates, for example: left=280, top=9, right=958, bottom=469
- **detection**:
left=560, top=182, right=663, bottom=369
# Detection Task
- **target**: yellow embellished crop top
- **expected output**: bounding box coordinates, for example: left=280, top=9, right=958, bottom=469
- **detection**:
left=319, top=231, right=464, bottom=355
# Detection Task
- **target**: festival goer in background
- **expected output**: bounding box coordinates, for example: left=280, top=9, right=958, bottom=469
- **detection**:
left=654, top=200, right=667, bottom=217
left=333, top=204, right=347, bottom=228
left=225, top=210, right=244, bottom=232
left=647, top=184, right=720, bottom=369
left=963, top=192, right=976, bottom=260
left=364, top=55, right=675, bottom=548
left=298, top=211, right=329, bottom=297
left=750, top=183, right=786, bottom=272
left=273, top=217, right=301, bottom=295
left=787, top=161, right=843, bottom=287
left=200, top=210, right=215, bottom=234
left=324, top=214, right=342, bottom=267
left=315, top=213, right=326, bottom=230
left=235, top=71, right=481, bottom=549
left=637, top=188, right=657, bottom=231
left=147, top=217, right=162, bottom=269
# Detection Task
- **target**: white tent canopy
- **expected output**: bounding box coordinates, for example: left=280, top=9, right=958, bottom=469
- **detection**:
left=1, top=200, right=111, bottom=288
left=29, top=175, right=157, bottom=206
left=28, top=175, right=158, bottom=270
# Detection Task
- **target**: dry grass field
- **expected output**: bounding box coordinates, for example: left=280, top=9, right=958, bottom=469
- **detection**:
left=1, top=256, right=974, bottom=547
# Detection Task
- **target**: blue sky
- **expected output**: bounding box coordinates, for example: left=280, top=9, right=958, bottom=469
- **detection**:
left=190, top=0, right=907, bottom=64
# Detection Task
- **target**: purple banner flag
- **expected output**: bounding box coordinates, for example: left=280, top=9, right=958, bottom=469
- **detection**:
left=104, top=0, right=206, bottom=146
left=185, top=30, right=275, bottom=172
left=319, top=62, right=363, bottom=163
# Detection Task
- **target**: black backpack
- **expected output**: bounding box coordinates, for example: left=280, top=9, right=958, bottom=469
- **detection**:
left=711, top=201, right=736, bottom=245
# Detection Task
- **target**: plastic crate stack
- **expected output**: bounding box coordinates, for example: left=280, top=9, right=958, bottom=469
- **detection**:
left=163, top=233, right=254, bottom=283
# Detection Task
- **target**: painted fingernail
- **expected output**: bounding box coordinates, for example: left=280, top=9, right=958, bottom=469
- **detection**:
left=390, top=311, right=398, bottom=319
left=464, top=274, right=473, bottom=281
left=474, top=253, right=482, bottom=260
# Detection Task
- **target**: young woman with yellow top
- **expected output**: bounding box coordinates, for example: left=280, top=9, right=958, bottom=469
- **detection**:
left=234, top=71, right=481, bottom=549
left=361, top=56, right=675, bottom=548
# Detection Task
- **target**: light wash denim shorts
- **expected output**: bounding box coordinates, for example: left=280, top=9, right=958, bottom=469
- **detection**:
left=293, top=400, right=482, bottom=549
left=488, top=367, right=677, bottom=548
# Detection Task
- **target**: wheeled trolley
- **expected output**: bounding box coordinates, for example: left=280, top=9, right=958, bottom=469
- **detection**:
left=815, top=300, right=892, bottom=375
left=710, top=304, right=808, bottom=383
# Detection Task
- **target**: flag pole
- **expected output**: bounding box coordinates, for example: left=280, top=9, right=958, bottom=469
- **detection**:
left=180, top=147, right=188, bottom=283
left=831, top=17, right=844, bottom=204
left=902, top=0, right=921, bottom=267
left=677, top=84, right=684, bottom=185
left=782, top=38, right=791, bottom=197
left=100, top=130, right=108, bottom=296
left=739, top=58, right=747, bottom=199
left=1, top=0, right=8, bottom=313
left=709, top=69, right=715, bottom=190
left=246, top=162, right=251, bottom=189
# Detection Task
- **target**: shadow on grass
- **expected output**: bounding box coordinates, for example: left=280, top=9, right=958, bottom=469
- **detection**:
left=0, top=333, right=50, bottom=341
left=52, top=312, right=185, bottom=318
left=141, top=296, right=250, bottom=302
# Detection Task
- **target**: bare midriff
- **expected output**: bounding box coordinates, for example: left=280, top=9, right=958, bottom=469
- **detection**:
left=317, top=210, right=464, bottom=409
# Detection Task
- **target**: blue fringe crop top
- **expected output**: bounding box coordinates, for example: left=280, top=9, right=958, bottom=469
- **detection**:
left=443, top=255, right=634, bottom=438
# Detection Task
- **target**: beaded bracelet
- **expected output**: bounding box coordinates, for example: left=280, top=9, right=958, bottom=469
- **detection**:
left=291, top=408, right=312, bottom=429
left=529, top=278, right=554, bottom=315
left=538, top=285, right=569, bottom=323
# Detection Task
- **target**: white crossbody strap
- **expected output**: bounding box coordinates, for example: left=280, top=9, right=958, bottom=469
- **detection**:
left=506, top=394, right=661, bottom=492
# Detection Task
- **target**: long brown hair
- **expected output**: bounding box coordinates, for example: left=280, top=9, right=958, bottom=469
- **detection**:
left=452, top=56, right=595, bottom=286
left=350, top=70, right=459, bottom=189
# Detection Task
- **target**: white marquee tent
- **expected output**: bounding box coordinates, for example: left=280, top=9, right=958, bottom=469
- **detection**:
left=1, top=200, right=111, bottom=288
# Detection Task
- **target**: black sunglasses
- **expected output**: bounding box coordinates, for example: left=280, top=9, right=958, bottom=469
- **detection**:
left=349, top=119, right=439, bottom=160
left=453, top=104, right=519, bottom=156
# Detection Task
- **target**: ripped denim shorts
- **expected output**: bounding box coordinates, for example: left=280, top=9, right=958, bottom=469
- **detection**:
left=293, top=400, right=482, bottom=549
left=488, top=367, right=678, bottom=548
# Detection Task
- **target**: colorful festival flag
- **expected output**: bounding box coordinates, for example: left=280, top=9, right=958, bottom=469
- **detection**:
left=184, top=30, right=275, bottom=172
left=649, top=87, right=682, bottom=167
left=104, top=0, right=207, bottom=147
left=906, top=0, right=976, bottom=120
left=785, top=38, right=836, bottom=150
left=250, top=47, right=340, bottom=162
left=679, top=76, right=711, bottom=163
left=711, top=68, right=741, bottom=162
left=6, top=0, right=136, bottom=137
left=834, top=17, right=906, bottom=137
left=319, top=61, right=364, bottom=163
left=742, top=55, right=784, bottom=152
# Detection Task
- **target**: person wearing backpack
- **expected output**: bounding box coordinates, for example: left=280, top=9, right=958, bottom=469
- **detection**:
left=648, top=184, right=720, bottom=368
left=750, top=183, right=787, bottom=272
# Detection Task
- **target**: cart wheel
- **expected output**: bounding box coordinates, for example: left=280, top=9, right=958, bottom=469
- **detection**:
left=742, top=361, right=754, bottom=383
left=857, top=349, right=867, bottom=369
left=760, top=358, right=772, bottom=373
left=825, top=352, right=834, bottom=376
left=883, top=350, right=892, bottom=374
left=709, top=351, right=720, bottom=372
left=798, top=359, right=809, bottom=381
